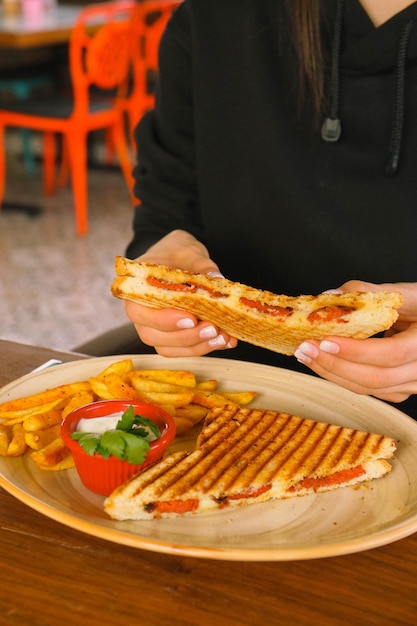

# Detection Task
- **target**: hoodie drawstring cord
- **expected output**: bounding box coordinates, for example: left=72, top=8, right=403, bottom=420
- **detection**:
left=321, top=0, right=344, bottom=142
left=322, top=5, right=413, bottom=176
left=385, top=19, right=414, bottom=175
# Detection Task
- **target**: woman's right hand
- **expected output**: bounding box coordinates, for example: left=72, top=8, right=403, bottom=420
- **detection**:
left=123, top=230, right=238, bottom=357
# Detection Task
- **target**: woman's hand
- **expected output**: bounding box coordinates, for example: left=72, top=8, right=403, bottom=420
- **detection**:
left=123, top=230, right=238, bottom=357
left=294, top=280, right=417, bottom=402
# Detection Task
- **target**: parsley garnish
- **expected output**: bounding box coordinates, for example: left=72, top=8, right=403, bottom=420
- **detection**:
left=71, top=405, right=161, bottom=465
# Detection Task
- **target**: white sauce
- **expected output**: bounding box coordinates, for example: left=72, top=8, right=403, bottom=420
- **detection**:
left=77, top=413, right=124, bottom=435
left=76, top=411, right=159, bottom=441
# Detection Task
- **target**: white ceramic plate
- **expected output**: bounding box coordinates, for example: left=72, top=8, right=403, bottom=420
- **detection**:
left=1, top=354, right=417, bottom=561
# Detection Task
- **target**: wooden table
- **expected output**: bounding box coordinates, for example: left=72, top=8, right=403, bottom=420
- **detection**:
left=0, top=339, right=416, bottom=626
left=0, top=4, right=83, bottom=49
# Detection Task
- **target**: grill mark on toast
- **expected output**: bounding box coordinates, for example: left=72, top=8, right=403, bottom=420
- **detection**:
left=197, top=410, right=298, bottom=494
left=104, top=402, right=397, bottom=519
left=233, top=419, right=335, bottom=488
left=152, top=410, right=392, bottom=500
left=129, top=451, right=188, bottom=498
left=161, top=409, right=281, bottom=497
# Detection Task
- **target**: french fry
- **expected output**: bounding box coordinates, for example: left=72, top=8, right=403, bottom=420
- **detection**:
left=7, top=423, right=27, bottom=457
left=220, top=391, right=257, bottom=406
left=95, top=359, right=134, bottom=380
left=157, top=404, right=176, bottom=416
left=0, top=398, right=66, bottom=425
left=0, top=382, right=91, bottom=413
left=192, top=390, right=236, bottom=409
left=25, top=424, right=62, bottom=451
left=89, top=376, right=114, bottom=400
left=172, top=416, right=195, bottom=436
left=22, top=409, right=63, bottom=432
left=30, top=437, right=69, bottom=469
left=172, top=405, right=208, bottom=435
left=192, top=389, right=256, bottom=408
left=130, top=378, right=197, bottom=395
left=61, top=391, right=96, bottom=419
left=38, top=455, right=75, bottom=471
left=0, top=424, right=11, bottom=456
left=174, top=404, right=208, bottom=423
left=139, top=391, right=195, bottom=408
left=195, top=379, right=218, bottom=391
left=129, top=369, right=197, bottom=387
left=102, top=373, right=145, bottom=402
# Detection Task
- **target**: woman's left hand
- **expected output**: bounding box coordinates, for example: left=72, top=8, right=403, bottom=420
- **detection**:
left=294, top=280, right=417, bottom=403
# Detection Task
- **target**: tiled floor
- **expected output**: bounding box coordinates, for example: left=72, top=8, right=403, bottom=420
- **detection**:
left=0, top=131, right=136, bottom=351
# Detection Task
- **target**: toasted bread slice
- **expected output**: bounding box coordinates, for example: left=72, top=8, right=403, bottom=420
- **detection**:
left=111, top=258, right=402, bottom=355
left=104, top=405, right=396, bottom=520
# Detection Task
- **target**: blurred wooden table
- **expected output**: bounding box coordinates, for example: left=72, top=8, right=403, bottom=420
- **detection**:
left=0, top=4, right=83, bottom=49
left=0, top=339, right=417, bottom=626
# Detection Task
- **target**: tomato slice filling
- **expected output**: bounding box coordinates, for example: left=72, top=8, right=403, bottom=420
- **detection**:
left=144, top=499, right=199, bottom=515
left=287, top=465, right=366, bottom=493
left=188, top=282, right=226, bottom=298
left=147, top=277, right=226, bottom=298
left=239, top=297, right=293, bottom=319
left=147, top=276, right=197, bottom=293
left=307, top=305, right=355, bottom=324
left=227, top=483, right=272, bottom=500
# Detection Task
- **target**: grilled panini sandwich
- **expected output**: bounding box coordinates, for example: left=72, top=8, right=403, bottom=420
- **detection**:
left=104, top=405, right=396, bottom=520
left=111, top=258, right=403, bottom=356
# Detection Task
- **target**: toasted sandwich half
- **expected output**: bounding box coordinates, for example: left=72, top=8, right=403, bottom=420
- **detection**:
left=111, top=257, right=402, bottom=356
left=104, top=405, right=397, bottom=520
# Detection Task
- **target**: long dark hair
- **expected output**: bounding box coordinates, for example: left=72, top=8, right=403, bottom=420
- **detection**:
left=285, top=0, right=324, bottom=118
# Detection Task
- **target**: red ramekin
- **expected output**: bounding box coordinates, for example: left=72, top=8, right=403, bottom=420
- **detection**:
left=61, top=399, right=176, bottom=496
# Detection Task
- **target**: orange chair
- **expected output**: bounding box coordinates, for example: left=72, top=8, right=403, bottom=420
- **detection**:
left=0, top=1, right=136, bottom=236
left=122, top=0, right=182, bottom=148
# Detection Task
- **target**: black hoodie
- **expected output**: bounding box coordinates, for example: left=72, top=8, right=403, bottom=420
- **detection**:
left=127, top=0, right=417, bottom=416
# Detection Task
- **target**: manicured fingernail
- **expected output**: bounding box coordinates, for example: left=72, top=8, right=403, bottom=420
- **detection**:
left=322, top=288, right=343, bottom=294
left=294, top=350, right=311, bottom=364
left=199, top=325, right=218, bottom=339
left=319, top=340, right=340, bottom=354
left=294, top=342, right=319, bottom=364
left=299, top=342, right=320, bottom=358
left=207, top=271, right=224, bottom=278
left=208, top=335, right=227, bottom=348
left=177, top=318, right=195, bottom=329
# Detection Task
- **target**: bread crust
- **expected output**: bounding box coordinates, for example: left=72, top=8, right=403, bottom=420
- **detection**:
left=111, top=258, right=403, bottom=355
left=104, top=405, right=397, bottom=521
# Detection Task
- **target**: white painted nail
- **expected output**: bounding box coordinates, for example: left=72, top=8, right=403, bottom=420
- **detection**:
left=177, top=318, right=195, bottom=329
left=208, top=335, right=227, bottom=348
left=294, top=349, right=312, bottom=364
left=319, top=340, right=340, bottom=354
left=199, top=325, right=218, bottom=339
left=297, top=342, right=320, bottom=359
